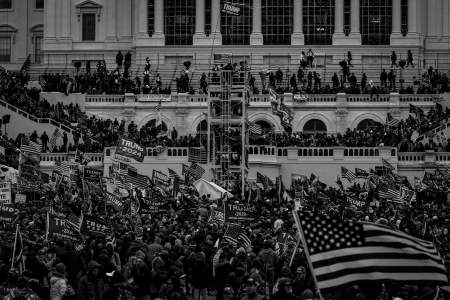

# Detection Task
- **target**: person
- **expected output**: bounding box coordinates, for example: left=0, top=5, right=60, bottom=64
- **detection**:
left=391, top=51, right=398, bottom=67
left=49, top=263, right=69, bottom=300
left=115, top=51, right=123, bottom=69
left=62, top=132, right=68, bottom=152
left=290, top=74, right=297, bottom=91
left=41, top=131, right=49, bottom=152
left=361, top=73, right=367, bottom=91
left=306, top=49, right=314, bottom=68
left=4, top=277, right=40, bottom=300
left=76, top=260, right=105, bottom=300
left=144, top=57, right=151, bottom=72
left=258, top=240, right=277, bottom=298
left=155, top=73, right=162, bottom=93
left=275, top=68, right=283, bottom=86
left=347, top=51, right=353, bottom=66
left=369, top=80, right=379, bottom=100
left=30, top=130, right=38, bottom=143
left=332, top=73, right=340, bottom=89
left=200, top=73, right=208, bottom=94
left=407, top=50, right=414, bottom=67
left=241, top=278, right=262, bottom=300
left=271, top=278, right=296, bottom=300
left=388, top=69, right=396, bottom=90
left=380, top=69, right=388, bottom=87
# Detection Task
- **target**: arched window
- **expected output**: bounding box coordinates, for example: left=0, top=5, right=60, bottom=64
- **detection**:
left=164, top=0, right=195, bottom=45
left=303, top=0, right=334, bottom=45
left=262, top=0, right=293, bottom=45
left=221, top=0, right=252, bottom=45
left=360, top=0, right=392, bottom=45
left=356, top=119, right=382, bottom=131
left=30, top=25, right=43, bottom=64
left=303, top=119, right=327, bottom=134
left=141, top=119, right=168, bottom=133
left=0, top=25, right=16, bottom=63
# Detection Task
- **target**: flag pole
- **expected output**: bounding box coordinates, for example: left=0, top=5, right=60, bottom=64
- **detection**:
left=11, top=224, right=19, bottom=270
left=292, top=211, right=325, bottom=300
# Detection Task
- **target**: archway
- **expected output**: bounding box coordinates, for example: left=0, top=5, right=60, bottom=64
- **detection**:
left=255, top=120, right=274, bottom=133
left=303, top=119, right=327, bottom=134
left=140, top=119, right=168, bottom=138
left=196, top=119, right=208, bottom=135
left=356, top=119, right=382, bottom=131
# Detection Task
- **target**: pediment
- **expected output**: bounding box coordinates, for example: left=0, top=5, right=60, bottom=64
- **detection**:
left=76, top=0, right=102, bottom=9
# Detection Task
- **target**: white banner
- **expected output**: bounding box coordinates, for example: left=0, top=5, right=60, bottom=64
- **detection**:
left=138, top=94, right=171, bottom=102
left=0, top=182, right=11, bottom=205
left=15, top=193, right=27, bottom=204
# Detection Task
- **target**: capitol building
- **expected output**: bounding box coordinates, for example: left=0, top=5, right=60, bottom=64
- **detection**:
left=0, top=0, right=450, bottom=186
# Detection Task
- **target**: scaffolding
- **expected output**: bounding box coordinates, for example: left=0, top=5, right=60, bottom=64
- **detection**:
left=207, top=70, right=248, bottom=199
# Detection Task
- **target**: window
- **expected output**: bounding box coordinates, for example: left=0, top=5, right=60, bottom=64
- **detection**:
left=401, top=0, right=407, bottom=36
left=303, top=119, right=327, bottom=134
left=34, top=36, right=43, bottom=63
left=221, top=0, right=252, bottom=45
left=344, top=0, right=351, bottom=36
left=0, top=0, right=11, bottom=9
left=262, top=0, right=293, bottom=45
left=360, top=0, right=392, bottom=45
left=35, top=0, right=44, bottom=9
left=164, top=0, right=195, bottom=45
left=147, top=0, right=154, bottom=35
left=82, top=13, right=96, bottom=41
left=0, top=37, right=11, bottom=62
left=205, top=0, right=211, bottom=36
left=303, top=0, right=334, bottom=45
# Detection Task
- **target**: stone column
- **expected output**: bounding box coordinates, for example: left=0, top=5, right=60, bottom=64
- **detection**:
left=44, top=0, right=56, bottom=41
left=407, top=0, right=418, bottom=35
left=210, top=0, right=222, bottom=45
left=106, top=0, right=117, bottom=41
left=152, top=0, right=165, bottom=45
left=390, top=0, right=403, bottom=44
left=137, top=0, right=149, bottom=38
left=291, top=0, right=304, bottom=45
left=250, top=0, right=263, bottom=45
left=333, top=0, right=346, bottom=45
left=193, top=0, right=208, bottom=45
left=348, top=0, right=361, bottom=44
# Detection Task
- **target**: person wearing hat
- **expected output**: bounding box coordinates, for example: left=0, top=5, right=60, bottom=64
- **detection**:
left=76, top=260, right=105, bottom=300
left=4, top=276, right=40, bottom=300
left=271, top=277, right=296, bottom=300
left=49, top=262, right=68, bottom=300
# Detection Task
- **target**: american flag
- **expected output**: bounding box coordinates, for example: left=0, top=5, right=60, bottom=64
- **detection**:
left=54, top=161, right=75, bottom=176
left=249, top=122, right=262, bottom=135
left=168, top=168, right=181, bottom=180
left=121, top=168, right=151, bottom=190
left=213, top=53, right=232, bottom=65
left=223, top=224, right=251, bottom=248
left=188, top=147, right=208, bottom=164
left=341, top=167, right=356, bottom=182
left=386, top=114, right=400, bottom=127
left=355, top=168, right=369, bottom=178
left=66, top=213, right=84, bottom=232
left=186, top=162, right=205, bottom=181
left=20, top=137, right=41, bottom=154
left=294, top=212, right=448, bottom=293
left=49, top=128, right=62, bottom=151
left=382, top=158, right=395, bottom=171
left=378, top=185, right=401, bottom=200
left=75, top=149, right=91, bottom=165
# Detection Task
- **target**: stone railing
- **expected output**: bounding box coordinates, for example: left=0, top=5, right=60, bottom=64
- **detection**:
left=85, top=94, right=125, bottom=103
left=40, top=153, right=104, bottom=163
left=397, top=151, right=450, bottom=164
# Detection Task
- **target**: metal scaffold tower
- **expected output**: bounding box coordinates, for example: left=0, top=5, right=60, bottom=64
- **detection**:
left=207, top=69, right=248, bottom=199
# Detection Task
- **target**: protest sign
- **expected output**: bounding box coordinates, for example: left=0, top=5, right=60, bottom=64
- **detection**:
left=209, top=209, right=225, bottom=224
left=15, top=193, right=27, bottom=204
left=47, top=212, right=79, bottom=240
left=0, top=181, right=11, bottom=204
left=0, top=205, right=17, bottom=222
left=81, top=215, right=109, bottom=236
left=83, top=167, right=103, bottom=183
left=115, top=138, right=145, bottom=163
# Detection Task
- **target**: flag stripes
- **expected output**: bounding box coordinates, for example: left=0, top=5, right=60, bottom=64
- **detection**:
left=249, top=122, right=263, bottom=135
left=20, top=137, right=41, bottom=154
left=224, top=224, right=251, bottom=248
left=49, top=128, right=62, bottom=151
left=341, top=167, right=356, bottom=182
left=186, top=162, right=205, bottom=181
left=295, top=212, right=447, bottom=293
left=188, top=147, right=208, bottom=164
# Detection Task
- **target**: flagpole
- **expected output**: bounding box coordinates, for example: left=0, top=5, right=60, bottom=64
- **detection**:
left=11, top=224, right=19, bottom=270
left=292, top=211, right=325, bottom=300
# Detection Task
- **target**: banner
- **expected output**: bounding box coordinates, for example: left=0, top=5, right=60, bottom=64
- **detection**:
left=15, top=193, right=26, bottom=204
left=346, top=196, right=367, bottom=209
left=224, top=204, right=257, bottom=223
left=138, top=94, right=171, bottom=102
left=152, top=170, right=170, bottom=187
left=209, top=209, right=225, bottom=224
left=106, top=192, right=124, bottom=211
left=0, top=182, right=11, bottom=204
left=0, top=205, right=17, bottom=222
left=81, top=215, right=109, bottom=236
left=83, top=167, right=103, bottom=183
left=139, top=195, right=169, bottom=214
left=115, top=138, right=145, bottom=163
left=221, top=2, right=240, bottom=16
left=46, top=212, right=79, bottom=241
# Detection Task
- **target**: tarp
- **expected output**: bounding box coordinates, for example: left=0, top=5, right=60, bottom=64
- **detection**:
left=193, top=179, right=233, bottom=200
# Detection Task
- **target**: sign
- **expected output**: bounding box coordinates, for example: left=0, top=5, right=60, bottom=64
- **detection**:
left=139, top=196, right=169, bottom=214
left=0, top=205, right=17, bottom=222
left=81, top=215, right=109, bottom=236
left=224, top=204, right=257, bottom=223
left=15, top=193, right=26, bottom=204
left=106, top=192, right=124, bottom=211
left=47, top=212, right=79, bottom=241
left=346, top=196, right=367, bottom=209
left=221, top=1, right=240, bottom=16
left=0, top=182, right=11, bottom=204
left=138, top=94, right=171, bottom=102
left=209, top=209, right=225, bottom=224
left=152, top=170, right=170, bottom=187
left=293, top=94, right=308, bottom=102
left=83, top=167, right=103, bottom=183
left=115, top=138, right=145, bottom=163
left=0, top=146, right=4, bottom=156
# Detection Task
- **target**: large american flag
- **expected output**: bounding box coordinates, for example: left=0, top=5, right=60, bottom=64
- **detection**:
left=341, top=167, right=356, bottom=182
left=294, top=212, right=447, bottom=293
left=186, top=162, right=205, bottom=181
left=188, top=147, right=208, bottom=164
left=20, top=137, right=41, bottom=155
left=49, top=128, right=62, bottom=151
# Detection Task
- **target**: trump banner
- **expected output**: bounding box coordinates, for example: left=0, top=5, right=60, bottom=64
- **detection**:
left=115, top=138, right=145, bottom=163
left=224, top=203, right=257, bottom=223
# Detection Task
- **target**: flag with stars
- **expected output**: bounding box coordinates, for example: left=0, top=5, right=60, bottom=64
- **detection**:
left=293, top=212, right=448, bottom=293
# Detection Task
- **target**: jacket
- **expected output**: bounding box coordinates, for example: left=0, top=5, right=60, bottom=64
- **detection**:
left=50, top=271, right=68, bottom=300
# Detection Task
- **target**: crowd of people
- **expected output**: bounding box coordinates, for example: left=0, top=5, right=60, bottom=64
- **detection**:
left=36, top=50, right=450, bottom=97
